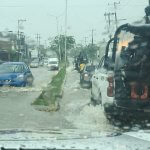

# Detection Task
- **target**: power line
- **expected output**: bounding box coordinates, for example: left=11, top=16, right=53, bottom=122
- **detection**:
left=104, top=12, right=115, bottom=39
left=90, top=29, right=96, bottom=45
left=108, top=2, right=120, bottom=29
left=84, top=37, right=88, bottom=46
left=36, top=34, right=41, bottom=57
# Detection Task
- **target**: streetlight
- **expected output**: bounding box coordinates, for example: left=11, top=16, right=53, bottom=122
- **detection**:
left=65, top=0, right=68, bottom=65
left=48, top=14, right=59, bottom=34
left=48, top=14, right=62, bottom=61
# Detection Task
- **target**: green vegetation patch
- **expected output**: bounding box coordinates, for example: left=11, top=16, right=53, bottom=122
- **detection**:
left=32, top=66, right=66, bottom=106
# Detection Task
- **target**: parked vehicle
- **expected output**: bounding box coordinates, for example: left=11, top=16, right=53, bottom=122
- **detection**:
left=30, top=60, right=39, bottom=68
left=0, top=62, right=34, bottom=87
left=0, top=59, right=5, bottom=64
left=47, top=58, right=59, bottom=70
left=91, top=23, right=150, bottom=119
left=44, top=59, right=48, bottom=66
left=91, top=40, right=114, bottom=106
left=80, top=64, right=95, bottom=88
left=39, top=60, right=44, bottom=66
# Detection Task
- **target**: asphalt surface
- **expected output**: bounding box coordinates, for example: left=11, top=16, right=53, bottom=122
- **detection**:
left=60, top=66, right=114, bottom=132
left=0, top=65, right=114, bottom=131
left=0, top=67, right=71, bottom=130
left=1, top=65, right=150, bottom=148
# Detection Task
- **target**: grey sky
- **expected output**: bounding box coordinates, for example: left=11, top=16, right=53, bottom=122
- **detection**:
left=0, top=0, right=148, bottom=44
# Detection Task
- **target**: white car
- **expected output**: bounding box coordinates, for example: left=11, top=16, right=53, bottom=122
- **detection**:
left=47, top=58, right=59, bottom=70
left=91, top=38, right=114, bottom=111
left=91, top=56, right=114, bottom=107
left=30, top=60, right=39, bottom=68
left=44, top=59, right=48, bottom=66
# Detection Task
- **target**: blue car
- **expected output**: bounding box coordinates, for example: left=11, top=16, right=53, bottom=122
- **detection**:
left=0, top=62, right=34, bottom=87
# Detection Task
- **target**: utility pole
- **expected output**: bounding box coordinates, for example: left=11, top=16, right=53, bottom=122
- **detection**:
left=84, top=37, right=87, bottom=46
left=55, top=16, right=61, bottom=61
left=36, top=34, right=39, bottom=45
left=48, top=14, right=61, bottom=61
left=17, top=19, right=26, bottom=61
left=92, top=30, right=94, bottom=45
left=108, top=2, right=120, bottom=29
left=104, top=12, right=115, bottom=39
left=91, top=29, right=96, bottom=45
left=64, top=0, right=68, bottom=65
left=36, top=34, right=41, bottom=57
left=114, top=2, right=120, bottom=29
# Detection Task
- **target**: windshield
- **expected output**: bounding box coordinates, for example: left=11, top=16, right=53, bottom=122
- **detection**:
left=85, top=65, right=95, bottom=72
left=0, top=64, right=24, bottom=73
left=0, top=0, right=150, bottom=149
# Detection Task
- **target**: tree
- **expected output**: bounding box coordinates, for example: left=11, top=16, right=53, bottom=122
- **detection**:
left=82, top=44, right=99, bottom=61
left=49, top=35, right=76, bottom=61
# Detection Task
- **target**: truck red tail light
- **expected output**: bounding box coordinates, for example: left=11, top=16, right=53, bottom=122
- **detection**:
left=130, top=83, right=148, bottom=100
left=141, top=85, right=148, bottom=100
left=131, top=84, right=140, bottom=99
left=107, top=76, right=114, bottom=97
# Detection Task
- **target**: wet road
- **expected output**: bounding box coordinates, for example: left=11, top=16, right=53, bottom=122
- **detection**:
left=0, top=65, right=114, bottom=132
left=0, top=64, right=147, bottom=133
left=60, top=66, right=114, bottom=132
left=0, top=67, right=71, bottom=130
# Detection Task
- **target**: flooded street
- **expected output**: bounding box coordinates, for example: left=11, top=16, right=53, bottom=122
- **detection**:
left=0, top=67, right=71, bottom=130
left=0, top=65, right=114, bottom=132
left=0, top=67, right=56, bottom=93
left=60, top=66, right=114, bottom=132
left=0, top=65, right=147, bottom=133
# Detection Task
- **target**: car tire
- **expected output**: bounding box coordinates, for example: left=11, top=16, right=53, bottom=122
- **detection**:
left=90, top=97, right=97, bottom=106
left=80, top=75, right=82, bottom=83
left=90, top=89, right=102, bottom=106
left=95, top=93, right=102, bottom=106
left=26, top=77, right=33, bottom=87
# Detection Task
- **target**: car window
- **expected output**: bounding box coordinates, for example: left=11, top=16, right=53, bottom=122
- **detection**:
left=14, top=65, right=25, bottom=73
left=85, top=65, right=95, bottom=72
left=24, top=64, right=29, bottom=71
left=0, top=64, right=25, bottom=73
left=97, top=56, right=105, bottom=69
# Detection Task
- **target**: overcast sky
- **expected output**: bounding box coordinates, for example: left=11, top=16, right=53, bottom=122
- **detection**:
left=0, top=0, right=148, bottom=44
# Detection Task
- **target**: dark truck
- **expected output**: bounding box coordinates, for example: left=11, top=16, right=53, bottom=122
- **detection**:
left=80, top=64, right=95, bottom=88
left=103, top=23, right=150, bottom=119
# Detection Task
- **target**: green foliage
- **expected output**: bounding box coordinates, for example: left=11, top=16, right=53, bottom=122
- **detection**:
left=73, top=44, right=99, bottom=61
left=32, top=66, right=66, bottom=106
left=85, top=44, right=99, bottom=60
left=50, top=35, right=76, bottom=60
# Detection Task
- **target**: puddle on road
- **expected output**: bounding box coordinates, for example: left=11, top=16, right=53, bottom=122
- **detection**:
left=65, top=103, right=115, bottom=132
left=0, top=68, right=57, bottom=93
left=0, top=83, right=49, bottom=93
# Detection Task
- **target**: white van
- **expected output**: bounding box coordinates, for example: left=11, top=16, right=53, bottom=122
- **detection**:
left=47, top=58, right=59, bottom=70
